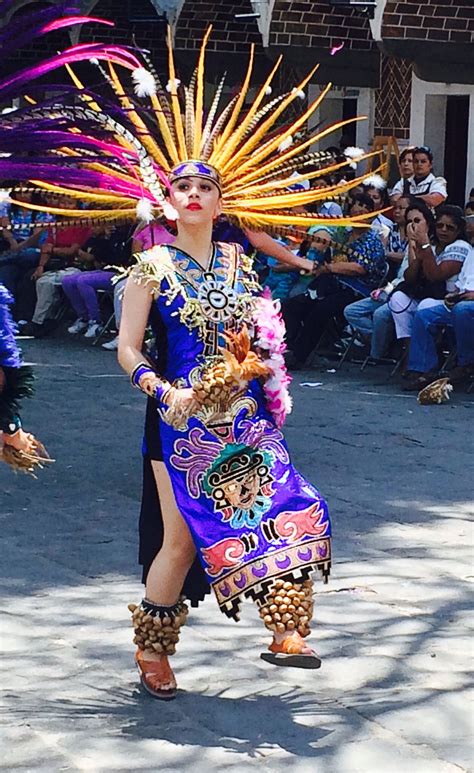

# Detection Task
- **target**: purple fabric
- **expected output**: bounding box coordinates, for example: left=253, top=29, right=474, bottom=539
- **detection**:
left=0, top=282, right=22, bottom=368
left=61, top=270, right=114, bottom=322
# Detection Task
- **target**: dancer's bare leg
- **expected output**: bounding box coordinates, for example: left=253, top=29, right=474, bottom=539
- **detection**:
left=140, top=460, right=196, bottom=668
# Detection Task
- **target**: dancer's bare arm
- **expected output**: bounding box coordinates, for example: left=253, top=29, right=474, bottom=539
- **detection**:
left=117, top=277, right=153, bottom=375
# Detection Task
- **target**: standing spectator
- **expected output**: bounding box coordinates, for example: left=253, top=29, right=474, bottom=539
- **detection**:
left=389, top=147, right=414, bottom=198
left=132, top=221, right=175, bottom=253
left=389, top=203, right=469, bottom=346
left=64, top=225, right=133, bottom=338
left=282, top=194, right=387, bottom=368
left=390, top=146, right=447, bottom=208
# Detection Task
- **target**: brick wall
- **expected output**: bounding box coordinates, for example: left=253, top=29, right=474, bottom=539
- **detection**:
left=269, top=0, right=377, bottom=51
left=374, top=55, right=412, bottom=141
left=174, top=0, right=261, bottom=52
left=382, top=0, right=474, bottom=45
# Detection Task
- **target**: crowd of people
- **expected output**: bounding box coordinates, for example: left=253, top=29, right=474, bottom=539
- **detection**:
left=1, top=144, right=473, bottom=387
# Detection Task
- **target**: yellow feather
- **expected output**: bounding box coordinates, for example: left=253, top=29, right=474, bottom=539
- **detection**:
left=225, top=210, right=375, bottom=229
left=107, top=63, right=169, bottom=169
left=167, top=27, right=187, bottom=159
left=210, top=44, right=255, bottom=159
left=10, top=201, right=138, bottom=220
left=228, top=153, right=381, bottom=197
left=29, top=180, right=136, bottom=204
left=226, top=115, right=367, bottom=188
left=215, top=55, right=283, bottom=168
left=149, top=94, right=179, bottom=166
left=193, top=26, right=212, bottom=158
left=226, top=77, right=329, bottom=176
left=64, top=63, right=102, bottom=112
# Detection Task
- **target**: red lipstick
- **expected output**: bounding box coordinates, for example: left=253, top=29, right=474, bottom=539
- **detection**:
left=186, top=203, right=202, bottom=210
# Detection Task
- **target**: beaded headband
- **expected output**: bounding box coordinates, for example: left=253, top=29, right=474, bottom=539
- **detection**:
left=169, top=161, right=222, bottom=193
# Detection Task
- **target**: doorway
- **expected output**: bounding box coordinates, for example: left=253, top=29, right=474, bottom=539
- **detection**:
left=444, top=96, right=469, bottom=207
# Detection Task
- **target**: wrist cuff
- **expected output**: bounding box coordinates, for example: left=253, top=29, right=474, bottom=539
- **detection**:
left=0, top=414, right=22, bottom=434
left=130, top=362, right=170, bottom=401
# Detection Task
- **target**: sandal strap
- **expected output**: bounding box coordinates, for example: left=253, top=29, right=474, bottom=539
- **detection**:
left=135, top=651, right=176, bottom=686
left=269, top=631, right=308, bottom=655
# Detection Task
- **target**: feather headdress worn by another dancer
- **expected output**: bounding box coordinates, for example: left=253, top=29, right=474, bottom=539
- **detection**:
left=0, top=284, right=52, bottom=476
left=0, top=2, right=382, bottom=233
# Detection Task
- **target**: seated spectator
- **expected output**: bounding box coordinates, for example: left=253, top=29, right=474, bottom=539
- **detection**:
left=289, top=227, right=333, bottom=298
left=385, top=195, right=409, bottom=273
left=263, top=252, right=299, bottom=301
left=23, top=217, right=92, bottom=337
left=465, top=201, right=474, bottom=245
left=310, top=177, right=343, bottom=218
left=403, top=245, right=474, bottom=390
left=282, top=193, right=387, bottom=368
left=64, top=224, right=133, bottom=338
left=0, top=189, right=50, bottom=295
left=388, top=203, right=469, bottom=348
left=363, top=175, right=393, bottom=240
left=390, top=146, right=447, bottom=208
left=343, top=197, right=410, bottom=361
left=389, top=147, right=414, bottom=198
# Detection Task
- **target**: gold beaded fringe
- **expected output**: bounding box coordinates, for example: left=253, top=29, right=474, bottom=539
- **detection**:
left=257, top=579, right=313, bottom=638
left=128, top=601, right=188, bottom=656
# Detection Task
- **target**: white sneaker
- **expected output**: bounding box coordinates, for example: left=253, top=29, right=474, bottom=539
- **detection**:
left=84, top=321, right=102, bottom=338
left=102, top=336, right=119, bottom=351
left=68, top=318, right=88, bottom=334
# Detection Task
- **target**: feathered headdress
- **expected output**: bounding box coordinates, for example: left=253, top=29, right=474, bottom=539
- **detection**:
left=0, top=2, right=381, bottom=231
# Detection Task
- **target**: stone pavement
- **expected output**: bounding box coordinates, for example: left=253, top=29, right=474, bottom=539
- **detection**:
left=1, top=336, right=473, bottom=773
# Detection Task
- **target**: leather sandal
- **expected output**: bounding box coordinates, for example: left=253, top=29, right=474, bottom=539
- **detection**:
left=260, top=631, right=322, bottom=669
left=135, top=649, right=177, bottom=700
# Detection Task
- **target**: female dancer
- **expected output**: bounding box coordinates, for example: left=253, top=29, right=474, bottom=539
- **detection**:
left=0, top=6, right=380, bottom=699
left=118, top=164, right=332, bottom=698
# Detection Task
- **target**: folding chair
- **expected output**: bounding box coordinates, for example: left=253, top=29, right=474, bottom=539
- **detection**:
left=92, top=289, right=116, bottom=346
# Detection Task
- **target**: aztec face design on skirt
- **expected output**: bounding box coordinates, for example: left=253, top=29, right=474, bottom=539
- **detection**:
left=204, top=446, right=275, bottom=529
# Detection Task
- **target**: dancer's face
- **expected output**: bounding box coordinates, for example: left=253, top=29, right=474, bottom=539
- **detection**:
left=170, top=176, right=222, bottom=225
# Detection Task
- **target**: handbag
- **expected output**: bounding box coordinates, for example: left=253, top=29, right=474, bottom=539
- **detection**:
left=391, top=276, right=446, bottom=303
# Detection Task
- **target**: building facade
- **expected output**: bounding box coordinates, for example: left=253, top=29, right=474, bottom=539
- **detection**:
left=2, top=0, right=474, bottom=202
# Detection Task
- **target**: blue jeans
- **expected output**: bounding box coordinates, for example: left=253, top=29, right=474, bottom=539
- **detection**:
left=344, top=297, right=395, bottom=359
left=409, top=301, right=474, bottom=372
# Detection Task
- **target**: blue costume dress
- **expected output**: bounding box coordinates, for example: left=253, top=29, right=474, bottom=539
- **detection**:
left=135, top=242, right=331, bottom=620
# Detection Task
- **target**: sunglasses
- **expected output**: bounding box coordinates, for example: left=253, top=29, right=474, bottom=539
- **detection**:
left=407, top=216, right=424, bottom=224
left=312, top=237, right=330, bottom=246
left=436, top=222, right=457, bottom=231
left=414, top=145, right=432, bottom=155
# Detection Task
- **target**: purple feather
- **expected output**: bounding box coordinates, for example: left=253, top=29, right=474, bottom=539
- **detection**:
left=0, top=44, right=141, bottom=102
left=0, top=162, right=152, bottom=201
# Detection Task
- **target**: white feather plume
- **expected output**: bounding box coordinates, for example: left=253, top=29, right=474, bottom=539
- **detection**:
left=166, top=78, right=181, bottom=93
left=291, top=88, right=305, bottom=100
left=363, top=173, right=387, bottom=190
left=344, top=146, right=365, bottom=169
left=132, top=68, right=157, bottom=98
left=278, top=135, right=294, bottom=153
left=136, top=198, right=154, bottom=223
left=162, top=201, right=179, bottom=221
